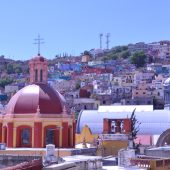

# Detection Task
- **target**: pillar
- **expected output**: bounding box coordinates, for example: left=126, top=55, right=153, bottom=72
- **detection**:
left=7, top=122, right=13, bottom=147
left=34, top=122, right=42, bottom=148
left=3, top=126, right=7, bottom=144
left=123, top=119, right=131, bottom=134
left=72, top=122, right=76, bottom=147
left=62, top=122, right=68, bottom=147
left=103, top=119, right=110, bottom=134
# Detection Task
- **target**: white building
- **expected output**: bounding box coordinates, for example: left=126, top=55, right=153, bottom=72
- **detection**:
left=76, top=105, right=170, bottom=146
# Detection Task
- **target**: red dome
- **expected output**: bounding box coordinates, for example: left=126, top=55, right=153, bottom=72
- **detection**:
left=6, top=84, right=68, bottom=114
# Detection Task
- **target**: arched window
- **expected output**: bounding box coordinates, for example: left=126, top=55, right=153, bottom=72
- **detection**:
left=46, top=129, right=55, bottom=145
left=16, top=126, right=32, bottom=147
left=44, top=126, right=60, bottom=147
left=40, top=69, right=43, bottom=82
left=35, top=69, right=38, bottom=82
left=21, top=128, right=31, bottom=145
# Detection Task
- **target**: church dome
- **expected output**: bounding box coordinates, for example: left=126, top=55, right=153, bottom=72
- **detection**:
left=6, top=84, right=68, bottom=114
left=164, top=77, right=170, bottom=86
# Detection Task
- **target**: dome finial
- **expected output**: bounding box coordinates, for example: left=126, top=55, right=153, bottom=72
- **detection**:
left=63, top=106, right=67, bottom=115
left=36, top=105, right=40, bottom=115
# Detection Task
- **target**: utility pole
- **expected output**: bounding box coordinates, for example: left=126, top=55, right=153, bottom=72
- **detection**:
left=106, top=33, right=110, bottom=50
left=99, top=33, right=103, bottom=49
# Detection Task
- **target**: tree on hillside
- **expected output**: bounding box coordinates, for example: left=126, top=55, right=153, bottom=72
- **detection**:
left=83, top=50, right=90, bottom=55
left=7, top=63, right=14, bottom=74
left=130, top=51, right=147, bottom=68
left=112, top=46, right=128, bottom=53
left=120, top=50, right=130, bottom=59
left=0, top=77, right=13, bottom=88
left=13, top=64, right=22, bottom=74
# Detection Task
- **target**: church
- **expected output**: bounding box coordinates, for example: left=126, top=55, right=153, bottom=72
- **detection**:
left=0, top=54, right=76, bottom=148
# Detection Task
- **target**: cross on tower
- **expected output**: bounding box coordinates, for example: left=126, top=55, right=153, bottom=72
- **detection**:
left=34, top=34, right=44, bottom=55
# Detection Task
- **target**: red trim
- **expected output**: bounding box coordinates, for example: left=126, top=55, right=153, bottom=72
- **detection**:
left=68, top=125, right=72, bottom=147
left=73, top=122, right=76, bottom=147
left=44, top=125, right=59, bottom=148
left=3, top=126, right=7, bottom=144
left=34, top=122, right=42, bottom=148
left=16, top=125, right=32, bottom=147
left=7, top=122, right=13, bottom=147
left=0, top=123, right=2, bottom=142
left=62, top=122, right=68, bottom=148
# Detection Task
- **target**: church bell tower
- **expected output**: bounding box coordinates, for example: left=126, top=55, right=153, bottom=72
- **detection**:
left=29, top=55, right=48, bottom=84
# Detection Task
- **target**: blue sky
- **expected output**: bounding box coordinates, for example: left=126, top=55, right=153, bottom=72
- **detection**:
left=0, top=0, right=170, bottom=60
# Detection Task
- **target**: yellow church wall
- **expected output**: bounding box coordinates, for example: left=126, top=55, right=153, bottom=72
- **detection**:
left=13, top=128, right=17, bottom=147
left=0, top=149, right=73, bottom=157
left=1, top=114, right=74, bottom=148
left=76, top=125, right=129, bottom=156
left=76, top=125, right=98, bottom=144
left=2, top=127, right=5, bottom=143
left=101, top=140, right=128, bottom=156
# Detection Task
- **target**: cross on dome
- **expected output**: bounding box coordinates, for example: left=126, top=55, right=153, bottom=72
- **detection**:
left=34, top=34, right=44, bottom=56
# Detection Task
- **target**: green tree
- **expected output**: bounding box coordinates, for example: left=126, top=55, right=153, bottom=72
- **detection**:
left=130, top=51, right=147, bottom=68
left=7, top=63, right=14, bottom=74
left=111, top=54, right=118, bottom=60
left=13, top=64, right=22, bottom=74
left=0, top=77, right=13, bottom=88
left=120, top=50, right=130, bottom=59
left=130, top=109, right=141, bottom=148
left=83, top=50, right=90, bottom=56
left=102, top=56, right=109, bottom=62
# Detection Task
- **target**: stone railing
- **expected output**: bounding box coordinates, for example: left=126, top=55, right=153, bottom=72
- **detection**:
left=99, top=134, right=129, bottom=141
left=130, top=157, right=170, bottom=169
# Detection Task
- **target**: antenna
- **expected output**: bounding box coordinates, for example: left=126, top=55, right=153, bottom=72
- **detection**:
left=99, top=33, right=103, bottom=49
left=34, top=34, right=44, bottom=55
left=106, top=33, right=110, bottom=50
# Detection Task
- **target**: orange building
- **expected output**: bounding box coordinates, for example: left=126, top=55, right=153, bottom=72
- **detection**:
left=0, top=54, right=76, bottom=148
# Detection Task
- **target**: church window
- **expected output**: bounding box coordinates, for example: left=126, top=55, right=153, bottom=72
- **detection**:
left=46, top=129, right=55, bottom=145
left=21, top=128, right=30, bottom=145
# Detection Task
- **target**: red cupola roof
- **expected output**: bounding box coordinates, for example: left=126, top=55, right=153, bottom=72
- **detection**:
left=6, top=54, right=70, bottom=115
left=6, top=84, right=68, bottom=114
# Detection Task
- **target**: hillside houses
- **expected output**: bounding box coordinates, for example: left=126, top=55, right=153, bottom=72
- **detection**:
left=0, top=40, right=170, bottom=112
